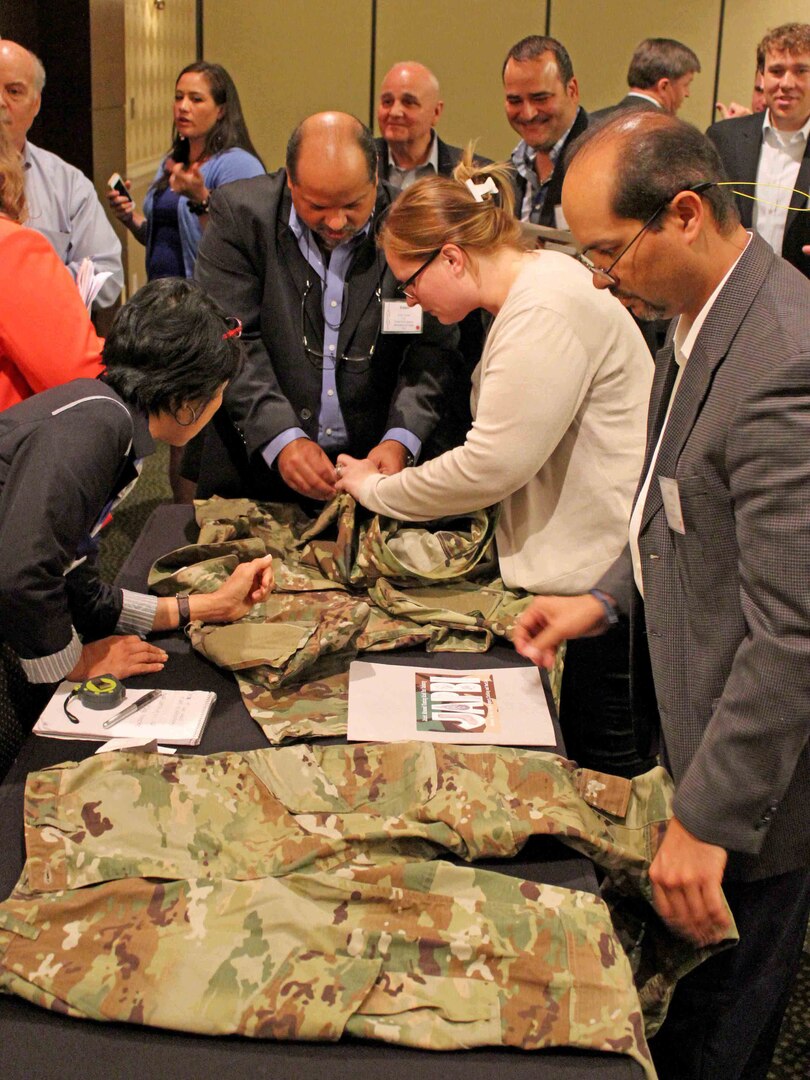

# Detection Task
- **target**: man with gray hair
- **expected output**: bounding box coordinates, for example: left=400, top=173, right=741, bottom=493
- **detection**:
left=591, top=38, right=701, bottom=120
left=0, top=39, right=123, bottom=307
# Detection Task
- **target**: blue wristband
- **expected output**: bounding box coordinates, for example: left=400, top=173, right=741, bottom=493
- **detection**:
left=589, top=588, right=619, bottom=627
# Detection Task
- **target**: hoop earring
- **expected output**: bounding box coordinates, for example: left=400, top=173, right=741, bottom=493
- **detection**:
left=173, top=402, right=200, bottom=427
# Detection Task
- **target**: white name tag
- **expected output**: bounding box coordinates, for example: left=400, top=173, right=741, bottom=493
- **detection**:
left=658, top=476, right=686, bottom=534
left=382, top=299, right=423, bottom=334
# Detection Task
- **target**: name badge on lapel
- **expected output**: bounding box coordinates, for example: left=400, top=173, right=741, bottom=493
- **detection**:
left=382, top=300, right=423, bottom=334
left=658, top=476, right=686, bottom=534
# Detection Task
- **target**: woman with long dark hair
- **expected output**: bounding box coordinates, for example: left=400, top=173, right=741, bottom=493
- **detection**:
left=106, top=61, right=264, bottom=279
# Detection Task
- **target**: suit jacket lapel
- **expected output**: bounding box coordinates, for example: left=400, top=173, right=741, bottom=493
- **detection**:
left=639, top=234, right=776, bottom=532
left=732, top=115, right=764, bottom=228
left=784, top=138, right=810, bottom=248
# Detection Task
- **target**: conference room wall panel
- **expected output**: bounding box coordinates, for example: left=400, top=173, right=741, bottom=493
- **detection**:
left=203, top=0, right=372, bottom=173
left=550, top=0, right=722, bottom=130
left=374, top=0, right=548, bottom=163
left=716, top=0, right=810, bottom=116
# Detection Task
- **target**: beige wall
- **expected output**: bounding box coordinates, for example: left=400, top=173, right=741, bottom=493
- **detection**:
left=122, top=0, right=197, bottom=294
left=202, top=1, right=809, bottom=174
left=204, top=0, right=373, bottom=173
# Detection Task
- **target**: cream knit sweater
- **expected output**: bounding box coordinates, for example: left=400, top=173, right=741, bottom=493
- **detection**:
left=355, top=252, right=652, bottom=593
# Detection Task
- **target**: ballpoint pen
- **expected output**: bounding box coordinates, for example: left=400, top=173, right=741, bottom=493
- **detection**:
left=102, top=689, right=162, bottom=729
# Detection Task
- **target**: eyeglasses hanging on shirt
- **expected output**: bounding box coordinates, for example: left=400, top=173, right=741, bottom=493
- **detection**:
left=299, top=277, right=382, bottom=373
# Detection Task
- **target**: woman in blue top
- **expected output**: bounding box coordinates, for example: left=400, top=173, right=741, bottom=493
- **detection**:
left=106, top=61, right=264, bottom=499
left=106, top=61, right=264, bottom=279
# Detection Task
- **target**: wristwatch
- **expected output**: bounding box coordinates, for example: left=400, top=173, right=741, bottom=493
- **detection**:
left=176, top=592, right=191, bottom=630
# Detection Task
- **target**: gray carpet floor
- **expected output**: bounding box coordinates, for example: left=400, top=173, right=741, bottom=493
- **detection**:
left=98, top=443, right=809, bottom=1078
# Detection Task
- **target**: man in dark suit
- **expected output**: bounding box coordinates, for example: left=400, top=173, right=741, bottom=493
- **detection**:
left=590, top=38, right=701, bottom=122
left=194, top=112, right=460, bottom=501
left=502, top=35, right=588, bottom=227
left=515, top=111, right=810, bottom=1080
left=707, top=22, right=810, bottom=279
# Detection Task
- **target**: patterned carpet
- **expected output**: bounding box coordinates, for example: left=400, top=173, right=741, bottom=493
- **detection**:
left=98, top=443, right=809, bottom=1078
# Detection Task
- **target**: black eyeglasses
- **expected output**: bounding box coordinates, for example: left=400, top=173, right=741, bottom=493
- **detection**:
left=575, top=182, right=715, bottom=285
left=300, top=278, right=382, bottom=371
left=396, top=248, right=442, bottom=299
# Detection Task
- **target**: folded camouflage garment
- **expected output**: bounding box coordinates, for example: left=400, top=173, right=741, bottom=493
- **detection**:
left=0, top=742, right=736, bottom=1072
left=148, top=497, right=548, bottom=743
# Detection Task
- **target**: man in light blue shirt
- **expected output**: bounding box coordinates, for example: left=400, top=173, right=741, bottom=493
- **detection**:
left=0, top=40, right=123, bottom=308
left=195, top=112, right=460, bottom=502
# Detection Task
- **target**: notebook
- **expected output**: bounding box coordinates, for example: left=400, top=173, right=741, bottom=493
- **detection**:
left=34, top=682, right=216, bottom=746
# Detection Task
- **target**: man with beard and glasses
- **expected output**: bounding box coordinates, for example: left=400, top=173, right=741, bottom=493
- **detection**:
left=194, top=111, right=460, bottom=502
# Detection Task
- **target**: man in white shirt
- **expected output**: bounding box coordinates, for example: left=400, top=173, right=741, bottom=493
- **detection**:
left=707, top=22, right=810, bottom=278
left=0, top=39, right=123, bottom=307
left=514, top=109, right=810, bottom=1080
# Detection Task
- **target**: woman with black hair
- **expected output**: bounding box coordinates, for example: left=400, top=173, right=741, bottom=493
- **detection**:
left=0, top=278, right=274, bottom=690
left=105, top=61, right=264, bottom=280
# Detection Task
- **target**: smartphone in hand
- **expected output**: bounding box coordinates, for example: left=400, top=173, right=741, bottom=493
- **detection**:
left=107, top=173, right=130, bottom=200
left=171, top=136, right=190, bottom=168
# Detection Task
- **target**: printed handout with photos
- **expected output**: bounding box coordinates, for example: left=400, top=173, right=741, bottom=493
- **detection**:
left=347, top=662, right=556, bottom=746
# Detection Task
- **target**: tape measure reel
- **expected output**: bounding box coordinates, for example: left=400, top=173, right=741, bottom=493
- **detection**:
left=76, top=674, right=126, bottom=710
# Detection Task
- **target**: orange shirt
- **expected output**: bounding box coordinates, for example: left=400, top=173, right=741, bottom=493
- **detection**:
left=0, top=216, right=104, bottom=411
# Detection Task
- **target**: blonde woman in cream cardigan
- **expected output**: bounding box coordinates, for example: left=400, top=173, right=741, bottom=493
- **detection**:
left=336, top=158, right=655, bottom=776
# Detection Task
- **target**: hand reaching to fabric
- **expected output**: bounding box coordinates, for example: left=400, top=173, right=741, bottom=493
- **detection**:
left=277, top=438, right=337, bottom=500
left=513, top=593, right=608, bottom=669
left=69, top=636, right=168, bottom=681
left=203, top=553, right=275, bottom=621
left=649, top=816, right=730, bottom=946
left=334, top=454, right=380, bottom=501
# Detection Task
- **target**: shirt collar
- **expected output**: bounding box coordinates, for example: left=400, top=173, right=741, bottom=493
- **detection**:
left=386, top=129, right=439, bottom=174
left=21, top=141, right=32, bottom=170
left=673, top=233, right=752, bottom=364
left=762, top=109, right=810, bottom=143
left=626, top=91, right=662, bottom=108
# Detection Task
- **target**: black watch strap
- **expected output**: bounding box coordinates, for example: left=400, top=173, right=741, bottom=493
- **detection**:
left=177, top=592, right=191, bottom=629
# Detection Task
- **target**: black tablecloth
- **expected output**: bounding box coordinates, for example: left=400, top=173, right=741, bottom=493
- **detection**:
left=0, top=504, right=644, bottom=1079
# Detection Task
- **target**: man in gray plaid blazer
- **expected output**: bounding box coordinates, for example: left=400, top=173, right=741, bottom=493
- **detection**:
left=515, top=111, right=810, bottom=1080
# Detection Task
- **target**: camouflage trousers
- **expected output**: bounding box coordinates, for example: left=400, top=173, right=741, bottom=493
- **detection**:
left=0, top=743, right=736, bottom=1075
left=147, top=497, right=547, bottom=743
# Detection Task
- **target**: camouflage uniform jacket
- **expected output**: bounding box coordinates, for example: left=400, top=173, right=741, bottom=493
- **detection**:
left=147, top=497, right=550, bottom=743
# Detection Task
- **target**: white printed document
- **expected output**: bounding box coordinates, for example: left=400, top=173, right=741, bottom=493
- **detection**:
left=347, top=662, right=555, bottom=746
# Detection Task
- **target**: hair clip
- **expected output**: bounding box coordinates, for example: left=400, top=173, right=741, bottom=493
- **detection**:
left=465, top=177, right=499, bottom=203
left=222, top=316, right=242, bottom=340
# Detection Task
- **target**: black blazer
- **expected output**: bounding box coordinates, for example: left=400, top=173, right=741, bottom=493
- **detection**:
left=589, top=94, right=661, bottom=124
left=707, top=111, right=810, bottom=278
left=194, top=171, right=461, bottom=499
left=510, top=107, right=589, bottom=226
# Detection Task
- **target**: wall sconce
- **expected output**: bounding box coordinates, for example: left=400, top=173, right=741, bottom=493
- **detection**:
left=154, top=0, right=166, bottom=10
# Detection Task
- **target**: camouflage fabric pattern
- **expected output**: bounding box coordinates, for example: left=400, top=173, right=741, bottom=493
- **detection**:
left=11, top=742, right=735, bottom=1041
left=0, top=744, right=718, bottom=1071
left=148, top=498, right=536, bottom=743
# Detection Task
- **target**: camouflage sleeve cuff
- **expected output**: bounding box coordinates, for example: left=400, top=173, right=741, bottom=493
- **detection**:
left=19, top=628, right=82, bottom=684
left=117, top=590, right=159, bottom=637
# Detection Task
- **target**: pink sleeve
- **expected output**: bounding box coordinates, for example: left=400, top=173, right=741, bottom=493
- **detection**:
left=0, top=223, right=105, bottom=410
